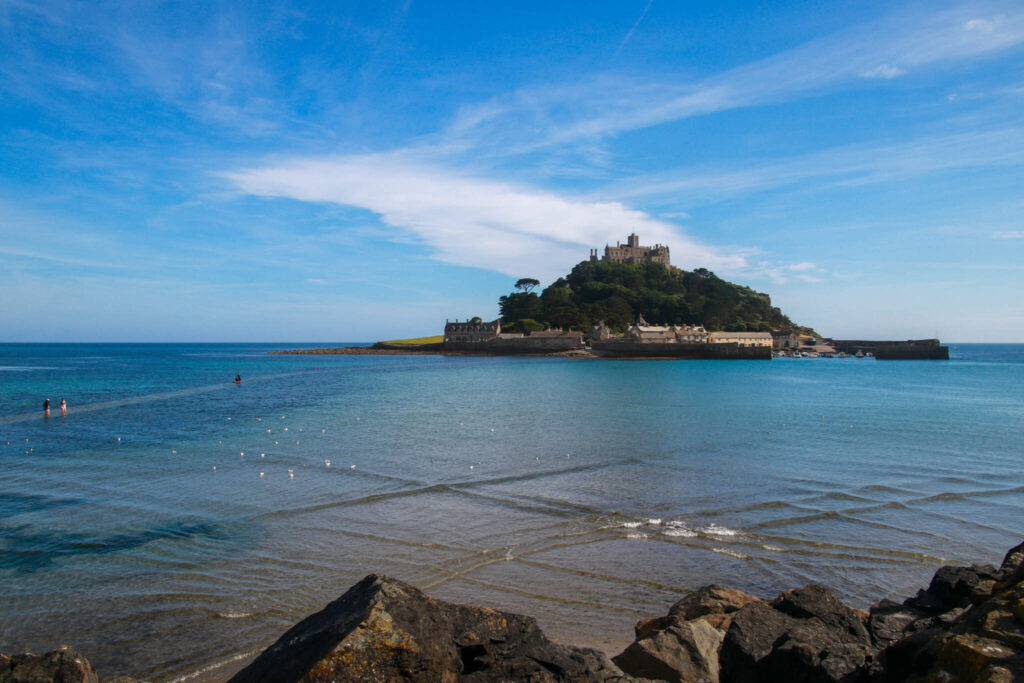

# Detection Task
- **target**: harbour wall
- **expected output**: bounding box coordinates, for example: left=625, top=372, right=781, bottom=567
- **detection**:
left=440, top=336, right=586, bottom=354
left=590, top=341, right=771, bottom=359
left=832, top=338, right=949, bottom=360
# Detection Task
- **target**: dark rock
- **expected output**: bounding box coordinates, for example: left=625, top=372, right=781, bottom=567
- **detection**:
left=867, top=599, right=923, bottom=649
left=668, top=585, right=761, bottom=624
left=759, top=620, right=874, bottom=683
left=772, top=585, right=871, bottom=643
left=614, top=619, right=725, bottom=683
left=872, top=541, right=1024, bottom=682
left=717, top=585, right=879, bottom=683
left=228, top=574, right=626, bottom=683
left=997, top=541, right=1024, bottom=586
left=614, top=584, right=760, bottom=682
left=926, top=564, right=999, bottom=608
left=719, top=600, right=798, bottom=683
left=0, top=646, right=99, bottom=683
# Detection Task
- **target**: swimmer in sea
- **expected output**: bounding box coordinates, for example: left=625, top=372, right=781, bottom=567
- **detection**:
left=59, top=398, right=67, bottom=417
left=43, top=398, right=50, bottom=417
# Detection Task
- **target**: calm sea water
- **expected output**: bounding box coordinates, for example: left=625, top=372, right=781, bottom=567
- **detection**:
left=1, top=343, right=1022, bottom=680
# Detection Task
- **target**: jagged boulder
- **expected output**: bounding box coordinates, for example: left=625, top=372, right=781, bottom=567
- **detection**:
left=873, top=541, right=1024, bottom=682
left=228, top=574, right=626, bottom=682
left=717, top=585, right=876, bottom=683
left=0, top=646, right=98, bottom=683
left=613, top=585, right=760, bottom=682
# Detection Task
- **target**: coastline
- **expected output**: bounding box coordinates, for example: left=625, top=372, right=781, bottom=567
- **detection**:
left=269, top=345, right=596, bottom=358
left=270, top=337, right=948, bottom=360
left=10, top=540, right=1023, bottom=681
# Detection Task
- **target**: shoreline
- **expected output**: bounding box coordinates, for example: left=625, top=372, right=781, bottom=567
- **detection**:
left=271, top=337, right=948, bottom=360
left=9, top=540, right=1023, bottom=682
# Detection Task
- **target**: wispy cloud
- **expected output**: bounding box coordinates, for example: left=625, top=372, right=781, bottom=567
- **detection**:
left=754, top=261, right=826, bottom=284
left=606, top=125, right=1024, bottom=204
left=442, top=4, right=1024, bottom=158
left=992, top=230, right=1024, bottom=239
left=860, top=63, right=904, bottom=79
left=612, top=0, right=654, bottom=61
left=227, top=153, right=750, bottom=281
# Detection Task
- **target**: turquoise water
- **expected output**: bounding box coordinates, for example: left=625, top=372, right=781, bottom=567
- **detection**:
left=1, top=344, right=1022, bottom=680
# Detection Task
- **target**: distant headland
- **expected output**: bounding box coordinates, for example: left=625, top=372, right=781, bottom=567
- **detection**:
left=276, top=234, right=948, bottom=360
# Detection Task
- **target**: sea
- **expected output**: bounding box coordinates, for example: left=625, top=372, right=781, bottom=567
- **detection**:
left=1, top=343, right=1022, bottom=680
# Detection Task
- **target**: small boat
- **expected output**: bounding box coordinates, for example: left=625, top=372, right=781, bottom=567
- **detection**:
left=855, top=350, right=864, bottom=358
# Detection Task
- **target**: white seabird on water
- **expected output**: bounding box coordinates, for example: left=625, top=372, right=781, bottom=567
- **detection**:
left=324, top=459, right=331, bottom=468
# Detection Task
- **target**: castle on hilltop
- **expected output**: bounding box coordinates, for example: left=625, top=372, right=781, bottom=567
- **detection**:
left=589, top=233, right=670, bottom=267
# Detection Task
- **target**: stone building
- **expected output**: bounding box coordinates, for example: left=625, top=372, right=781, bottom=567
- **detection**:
left=589, top=233, right=670, bottom=267
left=444, top=319, right=501, bottom=343
left=771, top=331, right=800, bottom=350
left=709, top=331, right=773, bottom=347
left=623, top=315, right=709, bottom=343
left=586, top=320, right=612, bottom=341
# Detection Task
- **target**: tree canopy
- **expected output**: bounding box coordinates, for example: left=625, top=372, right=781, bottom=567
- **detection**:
left=514, top=277, right=540, bottom=293
left=498, top=261, right=816, bottom=334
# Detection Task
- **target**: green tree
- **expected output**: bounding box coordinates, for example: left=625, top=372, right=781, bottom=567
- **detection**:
left=514, top=277, right=541, bottom=293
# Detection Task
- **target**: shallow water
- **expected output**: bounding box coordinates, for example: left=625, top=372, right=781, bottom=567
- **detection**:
left=1, top=343, right=1022, bottom=680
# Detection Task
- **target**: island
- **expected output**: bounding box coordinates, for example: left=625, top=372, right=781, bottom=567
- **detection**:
left=275, top=234, right=948, bottom=360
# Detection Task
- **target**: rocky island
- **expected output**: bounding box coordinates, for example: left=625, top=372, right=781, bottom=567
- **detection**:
left=275, top=234, right=948, bottom=360
left=6, top=540, right=1021, bottom=681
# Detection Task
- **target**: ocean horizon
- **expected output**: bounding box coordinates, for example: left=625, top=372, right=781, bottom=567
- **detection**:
left=2, top=342, right=1022, bottom=680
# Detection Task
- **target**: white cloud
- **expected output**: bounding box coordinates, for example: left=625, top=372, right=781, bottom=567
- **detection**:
left=754, top=262, right=825, bottom=284
left=965, top=18, right=996, bottom=32
left=860, top=64, right=904, bottom=79
left=227, top=154, right=749, bottom=281
left=607, top=126, right=1024, bottom=204
left=441, top=5, right=1024, bottom=158
left=992, top=230, right=1024, bottom=239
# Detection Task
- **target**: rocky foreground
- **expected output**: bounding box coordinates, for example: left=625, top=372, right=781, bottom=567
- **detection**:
left=3, top=541, right=1022, bottom=682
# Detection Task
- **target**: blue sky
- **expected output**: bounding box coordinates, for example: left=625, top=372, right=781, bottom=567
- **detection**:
left=1, top=0, right=1022, bottom=342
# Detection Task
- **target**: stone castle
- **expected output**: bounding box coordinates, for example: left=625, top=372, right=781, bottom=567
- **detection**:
left=590, top=233, right=670, bottom=267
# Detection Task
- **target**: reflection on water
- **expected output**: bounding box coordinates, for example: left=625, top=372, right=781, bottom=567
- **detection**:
left=1, top=344, right=1022, bottom=680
